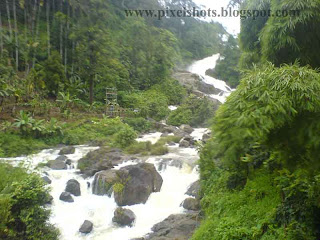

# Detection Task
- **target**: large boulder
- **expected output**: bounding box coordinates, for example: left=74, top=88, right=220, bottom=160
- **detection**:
left=78, top=147, right=125, bottom=177
left=179, top=124, right=194, bottom=134
left=112, top=207, right=136, bottom=227
left=186, top=180, right=201, bottom=199
left=162, top=125, right=178, bottom=134
left=59, top=146, right=75, bottom=155
left=146, top=213, right=200, bottom=240
left=56, top=155, right=68, bottom=161
left=48, top=160, right=67, bottom=170
left=92, top=169, right=118, bottom=196
left=79, top=220, right=93, bottom=234
left=59, top=192, right=74, bottom=203
left=182, top=198, right=200, bottom=211
left=65, top=179, right=81, bottom=196
left=114, top=163, right=163, bottom=206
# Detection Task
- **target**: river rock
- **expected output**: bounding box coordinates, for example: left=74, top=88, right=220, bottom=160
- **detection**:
left=42, top=176, right=52, bottom=184
left=79, top=220, right=93, bottom=234
left=146, top=213, right=200, bottom=240
left=182, top=198, right=200, bottom=211
left=114, top=163, right=163, bottom=206
left=59, top=192, right=74, bottom=202
left=45, top=195, right=54, bottom=204
left=65, top=179, right=81, bottom=196
left=78, top=147, right=125, bottom=177
left=92, top=169, right=118, bottom=196
left=48, top=159, right=67, bottom=170
left=112, top=207, right=136, bottom=227
left=59, top=146, right=75, bottom=155
left=162, top=125, right=178, bottom=134
left=186, top=180, right=201, bottom=199
left=179, top=124, right=194, bottom=134
left=56, top=155, right=68, bottom=161
left=179, top=139, right=190, bottom=148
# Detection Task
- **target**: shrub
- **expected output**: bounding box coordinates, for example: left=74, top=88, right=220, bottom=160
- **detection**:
left=123, top=117, right=152, bottom=132
left=115, top=125, right=137, bottom=148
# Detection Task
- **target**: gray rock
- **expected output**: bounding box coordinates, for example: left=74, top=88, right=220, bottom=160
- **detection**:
left=92, top=169, right=118, bottom=196
left=59, top=146, right=75, bottom=155
left=65, top=159, right=72, bottom=165
left=79, top=220, right=93, bottom=234
left=48, top=160, right=67, bottom=170
left=42, top=176, right=52, bottom=184
left=146, top=213, right=200, bottom=240
left=59, top=192, right=74, bottom=202
left=114, top=163, right=163, bottom=206
left=112, top=207, right=136, bottom=227
left=161, top=132, right=169, bottom=137
left=182, top=198, right=200, bottom=211
left=179, top=124, right=194, bottom=134
left=45, top=195, right=53, bottom=204
left=56, top=155, right=68, bottom=161
left=78, top=147, right=124, bottom=177
left=162, top=126, right=177, bottom=134
left=65, top=179, right=81, bottom=196
left=179, top=140, right=190, bottom=148
left=186, top=180, right=201, bottom=199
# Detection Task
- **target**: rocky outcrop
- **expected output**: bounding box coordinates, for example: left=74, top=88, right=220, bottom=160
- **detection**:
left=56, top=155, right=68, bottom=161
left=92, top=169, right=118, bottom=196
left=179, top=139, right=190, bottom=148
left=112, top=207, right=136, bottom=227
left=179, top=124, right=194, bottom=134
left=145, top=213, right=200, bottom=240
left=59, top=146, right=75, bottom=155
left=158, top=158, right=183, bottom=171
left=65, top=179, right=81, bottom=196
left=114, top=163, right=163, bottom=206
left=186, top=180, right=201, bottom=199
left=172, top=71, right=220, bottom=95
left=78, top=147, right=125, bottom=177
left=48, top=159, right=67, bottom=170
left=182, top=198, right=200, bottom=211
left=79, top=220, right=93, bottom=234
left=202, top=132, right=211, bottom=143
left=59, top=192, right=74, bottom=202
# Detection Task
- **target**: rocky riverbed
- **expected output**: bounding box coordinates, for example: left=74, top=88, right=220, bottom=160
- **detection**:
left=0, top=124, right=209, bottom=240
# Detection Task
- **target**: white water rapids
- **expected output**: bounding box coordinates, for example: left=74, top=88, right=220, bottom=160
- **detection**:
left=0, top=128, right=206, bottom=240
left=188, top=53, right=234, bottom=103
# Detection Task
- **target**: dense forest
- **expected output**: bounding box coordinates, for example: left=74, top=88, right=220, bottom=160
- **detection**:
left=193, top=0, right=320, bottom=239
left=1, top=0, right=320, bottom=239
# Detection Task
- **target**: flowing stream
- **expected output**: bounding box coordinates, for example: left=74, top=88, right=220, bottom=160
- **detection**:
left=0, top=128, right=207, bottom=240
left=188, top=53, right=233, bottom=103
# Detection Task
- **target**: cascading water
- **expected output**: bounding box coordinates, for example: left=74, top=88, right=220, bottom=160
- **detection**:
left=188, top=53, right=233, bottom=103
left=0, top=129, right=205, bottom=240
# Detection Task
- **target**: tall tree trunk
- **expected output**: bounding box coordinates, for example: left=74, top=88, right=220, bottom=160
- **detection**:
left=5, top=0, right=12, bottom=39
left=0, top=11, right=3, bottom=58
left=24, top=3, right=30, bottom=74
left=60, top=0, right=63, bottom=57
left=64, top=4, right=70, bottom=75
left=46, top=0, right=51, bottom=57
left=13, top=0, right=19, bottom=70
left=33, top=1, right=42, bottom=67
left=71, top=6, right=75, bottom=73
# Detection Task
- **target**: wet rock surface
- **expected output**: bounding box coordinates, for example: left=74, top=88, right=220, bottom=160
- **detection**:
left=182, top=198, right=200, bottom=211
left=92, top=169, right=118, bottom=196
left=145, top=213, right=200, bottom=240
left=48, top=159, right=67, bottom=170
left=59, top=192, right=74, bottom=202
left=114, top=163, right=163, bottom=206
left=112, top=207, right=136, bottom=227
left=59, top=146, right=75, bottom=155
left=78, top=147, right=125, bottom=177
left=186, top=180, right=201, bottom=199
left=79, top=220, right=93, bottom=234
left=65, top=179, right=81, bottom=196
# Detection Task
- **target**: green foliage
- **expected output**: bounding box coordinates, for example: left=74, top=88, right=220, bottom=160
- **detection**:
left=123, top=90, right=170, bottom=121
left=168, top=95, right=217, bottom=127
left=123, top=117, right=152, bottom=133
left=113, top=183, right=124, bottom=194
left=115, top=124, right=137, bottom=148
left=0, top=163, right=59, bottom=240
left=210, top=36, right=241, bottom=88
